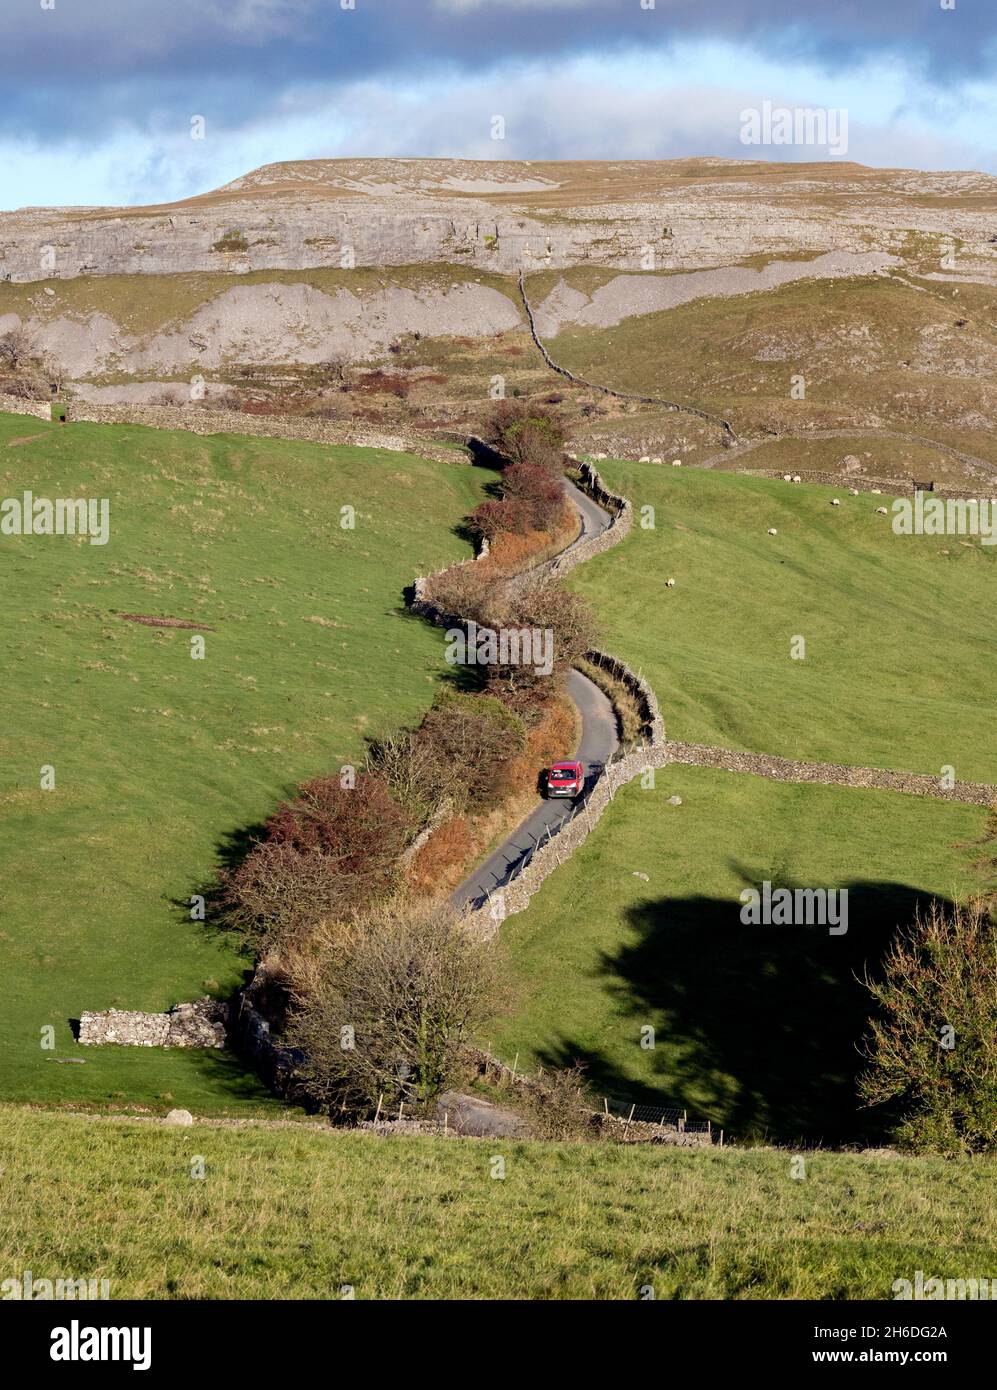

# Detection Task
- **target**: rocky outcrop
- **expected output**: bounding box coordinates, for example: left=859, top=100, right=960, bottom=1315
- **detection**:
left=3, top=157, right=995, bottom=285
left=78, top=998, right=229, bottom=1047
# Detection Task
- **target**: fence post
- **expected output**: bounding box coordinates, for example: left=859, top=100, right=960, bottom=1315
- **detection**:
left=374, top=1093, right=383, bottom=1125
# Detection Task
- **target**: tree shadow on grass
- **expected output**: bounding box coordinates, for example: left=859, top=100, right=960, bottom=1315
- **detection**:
left=534, top=874, right=944, bottom=1146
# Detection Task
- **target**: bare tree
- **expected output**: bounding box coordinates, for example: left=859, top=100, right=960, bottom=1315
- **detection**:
left=288, top=899, right=502, bottom=1114
left=0, top=324, right=38, bottom=373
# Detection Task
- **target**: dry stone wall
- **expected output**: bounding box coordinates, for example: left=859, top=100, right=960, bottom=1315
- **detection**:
left=0, top=392, right=467, bottom=467
left=78, top=998, right=229, bottom=1047
left=518, top=271, right=737, bottom=444
left=664, top=740, right=997, bottom=807
left=732, top=467, right=997, bottom=501
left=465, top=746, right=659, bottom=936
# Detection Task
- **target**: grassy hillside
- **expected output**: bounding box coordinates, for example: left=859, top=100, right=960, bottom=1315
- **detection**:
left=536, top=272, right=997, bottom=469
left=2, top=1105, right=994, bottom=1299
left=568, top=464, right=997, bottom=781
left=489, top=766, right=986, bottom=1143
left=0, top=412, right=487, bottom=1111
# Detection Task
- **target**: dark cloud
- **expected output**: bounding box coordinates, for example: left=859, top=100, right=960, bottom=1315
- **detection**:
left=2, top=0, right=994, bottom=145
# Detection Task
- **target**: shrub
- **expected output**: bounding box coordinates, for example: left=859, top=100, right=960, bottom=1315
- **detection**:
left=485, top=573, right=599, bottom=697
left=220, top=842, right=365, bottom=954
left=858, top=898, right=997, bottom=1154
left=408, top=816, right=476, bottom=895
left=481, top=399, right=566, bottom=472
left=365, top=729, right=440, bottom=824
left=423, top=559, right=493, bottom=624
left=467, top=497, right=533, bottom=540
left=265, top=771, right=412, bottom=898
left=288, top=899, right=501, bottom=1114
left=501, top=461, right=567, bottom=532
left=512, top=1063, right=599, bottom=1142
left=412, top=691, right=525, bottom=812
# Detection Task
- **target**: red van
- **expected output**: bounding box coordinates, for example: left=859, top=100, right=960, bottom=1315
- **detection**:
left=545, top=761, right=584, bottom=800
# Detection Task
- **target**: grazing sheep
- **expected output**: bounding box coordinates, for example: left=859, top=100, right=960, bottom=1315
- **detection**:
left=849, top=488, right=860, bottom=495
left=783, top=474, right=793, bottom=482
left=671, top=459, right=682, bottom=466
left=792, top=475, right=802, bottom=483
left=875, top=506, right=889, bottom=514
left=871, top=488, right=882, bottom=495
left=639, top=455, right=650, bottom=463
left=666, top=577, right=676, bottom=588
left=652, top=456, right=663, bottom=464
left=767, top=527, right=778, bottom=535
left=831, top=498, right=841, bottom=506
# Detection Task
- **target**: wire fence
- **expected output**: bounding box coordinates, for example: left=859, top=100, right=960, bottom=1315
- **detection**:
left=484, top=1049, right=720, bottom=1142
left=602, top=1095, right=715, bottom=1136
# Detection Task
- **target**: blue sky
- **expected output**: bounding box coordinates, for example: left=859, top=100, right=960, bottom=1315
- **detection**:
left=1, top=0, right=995, bottom=209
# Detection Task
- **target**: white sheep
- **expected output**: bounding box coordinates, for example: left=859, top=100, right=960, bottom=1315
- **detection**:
left=792, top=475, right=802, bottom=483
left=831, top=498, right=841, bottom=506
left=652, top=456, right=662, bottom=464
left=671, top=459, right=682, bottom=467
left=639, top=455, right=650, bottom=463
left=783, top=474, right=792, bottom=482
left=875, top=506, right=889, bottom=514
left=666, top=577, right=676, bottom=588
left=767, top=527, right=778, bottom=536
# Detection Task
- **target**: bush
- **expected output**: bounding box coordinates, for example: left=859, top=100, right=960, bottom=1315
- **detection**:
left=412, top=691, right=525, bottom=812
left=408, top=816, right=476, bottom=895
left=220, top=842, right=365, bottom=954
left=501, top=461, right=568, bottom=533
left=264, top=771, right=412, bottom=900
left=423, top=559, right=492, bottom=624
left=288, top=899, right=501, bottom=1114
left=512, top=1063, right=599, bottom=1142
left=481, top=399, right=566, bottom=472
left=467, top=497, right=534, bottom=540
left=858, top=898, right=997, bottom=1154
left=485, top=573, right=599, bottom=698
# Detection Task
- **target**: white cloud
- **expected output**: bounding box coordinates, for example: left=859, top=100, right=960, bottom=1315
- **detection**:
left=0, top=44, right=993, bottom=209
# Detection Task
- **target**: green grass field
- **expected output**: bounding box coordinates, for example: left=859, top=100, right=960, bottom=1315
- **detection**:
left=535, top=271, right=997, bottom=466
left=2, top=1106, right=994, bottom=1299
left=489, top=766, right=987, bottom=1143
left=569, top=464, right=997, bottom=781
left=0, top=412, right=487, bottom=1111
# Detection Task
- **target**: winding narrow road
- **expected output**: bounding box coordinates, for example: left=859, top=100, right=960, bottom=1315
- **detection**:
left=451, top=480, right=620, bottom=910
